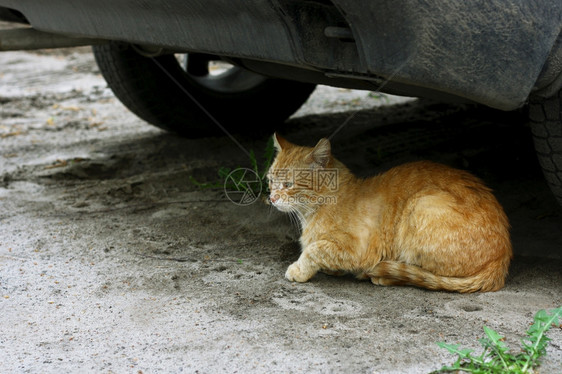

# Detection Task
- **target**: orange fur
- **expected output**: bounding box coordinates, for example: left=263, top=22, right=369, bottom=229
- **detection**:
left=268, top=133, right=512, bottom=293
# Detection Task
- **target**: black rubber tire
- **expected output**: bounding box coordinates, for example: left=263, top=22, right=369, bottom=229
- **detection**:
left=529, top=90, right=562, bottom=207
left=92, top=43, right=315, bottom=137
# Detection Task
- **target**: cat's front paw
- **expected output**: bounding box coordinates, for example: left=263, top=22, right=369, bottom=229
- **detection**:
left=285, top=262, right=315, bottom=282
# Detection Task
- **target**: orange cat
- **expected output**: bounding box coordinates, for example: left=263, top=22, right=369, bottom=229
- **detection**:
left=268, top=133, right=512, bottom=293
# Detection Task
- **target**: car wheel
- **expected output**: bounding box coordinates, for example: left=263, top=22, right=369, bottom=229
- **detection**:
left=529, top=90, right=562, bottom=207
left=92, top=43, right=315, bottom=137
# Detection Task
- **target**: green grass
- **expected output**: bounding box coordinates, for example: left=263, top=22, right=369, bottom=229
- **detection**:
left=189, top=137, right=274, bottom=198
left=433, top=306, right=561, bottom=374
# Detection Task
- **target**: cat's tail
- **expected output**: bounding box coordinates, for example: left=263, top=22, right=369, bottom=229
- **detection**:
left=368, top=259, right=510, bottom=293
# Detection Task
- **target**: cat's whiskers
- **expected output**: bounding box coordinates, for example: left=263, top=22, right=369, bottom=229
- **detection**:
left=288, top=211, right=302, bottom=232
left=286, top=200, right=318, bottom=231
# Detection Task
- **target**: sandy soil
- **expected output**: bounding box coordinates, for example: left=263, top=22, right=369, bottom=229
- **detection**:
left=0, top=46, right=560, bottom=373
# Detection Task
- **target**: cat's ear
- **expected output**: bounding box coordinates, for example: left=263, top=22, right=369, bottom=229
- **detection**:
left=273, top=132, right=290, bottom=152
left=307, top=138, right=331, bottom=168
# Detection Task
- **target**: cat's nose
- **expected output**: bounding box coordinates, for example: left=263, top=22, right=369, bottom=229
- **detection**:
left=269, top=194, right=279, bottom=204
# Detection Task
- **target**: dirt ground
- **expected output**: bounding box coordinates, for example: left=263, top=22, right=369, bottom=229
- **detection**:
left=0, top=46, right=561, bottom=373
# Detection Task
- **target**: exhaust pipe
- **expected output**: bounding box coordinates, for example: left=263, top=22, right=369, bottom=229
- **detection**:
left=0, top=27, right=106, bottom=51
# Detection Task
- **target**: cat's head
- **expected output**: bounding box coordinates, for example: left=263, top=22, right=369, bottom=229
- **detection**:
left=267, top=133, right=338, bottom=213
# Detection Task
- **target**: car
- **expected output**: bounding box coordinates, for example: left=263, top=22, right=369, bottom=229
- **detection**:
left=0, top=1, right=561, bottom=206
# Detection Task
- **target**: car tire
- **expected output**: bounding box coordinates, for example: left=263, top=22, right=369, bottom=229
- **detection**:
left=529, top=90, right=562, bottom=207
left=92, top=43, right=315, bottom=137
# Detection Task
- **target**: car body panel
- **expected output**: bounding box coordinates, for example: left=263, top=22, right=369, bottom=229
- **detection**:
left=0, top=0, right=560, bottom=110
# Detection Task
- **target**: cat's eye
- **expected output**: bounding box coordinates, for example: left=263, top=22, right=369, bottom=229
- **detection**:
left=283, top=182, right=293, bottom=188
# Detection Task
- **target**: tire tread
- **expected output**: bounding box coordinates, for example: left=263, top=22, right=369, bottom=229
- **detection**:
left=530, top=90, right=562, bottom=207
left=92, top=43, right=315, bottom=137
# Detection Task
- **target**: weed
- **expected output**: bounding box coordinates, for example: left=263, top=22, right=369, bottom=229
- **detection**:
left=433, top=306, right=561, bottom=374
left=189, top=137, right=275, bottom=198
